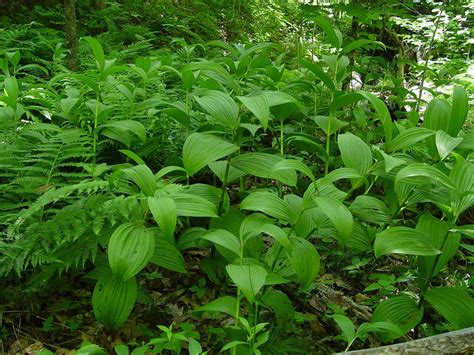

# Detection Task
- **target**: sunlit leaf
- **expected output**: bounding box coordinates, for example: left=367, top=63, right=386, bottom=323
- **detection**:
left=226, top=264, right=267, bottom=303
left=426, top=287, right=474, bottom=329
left=374, top=227, right=440, bottom=257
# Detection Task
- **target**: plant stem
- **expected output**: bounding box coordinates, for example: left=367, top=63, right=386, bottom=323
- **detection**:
left=280, top=120, right=284, bottom=155
left=218, top=160, right=231, bottom=216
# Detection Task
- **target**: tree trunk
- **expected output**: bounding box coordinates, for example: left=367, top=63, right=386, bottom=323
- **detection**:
left=345, top=327, right=474, bottom=354
left=92, top=0, right=106, bottom=10
left=64, top=0, right=78, bottom=71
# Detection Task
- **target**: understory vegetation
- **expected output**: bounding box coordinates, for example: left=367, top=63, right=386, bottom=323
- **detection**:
left=0, top=0, right=473, bottom=354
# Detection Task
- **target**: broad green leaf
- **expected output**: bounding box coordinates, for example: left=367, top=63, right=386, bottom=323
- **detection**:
left=372, top=295, right=424, bottom=341
left=424, top=98, right=451, bottom=132
left=99, top=120, right=146, bottom=146
left=171, top=193, right=218, bottom=217
left=262, top=289, right=295, bottom=324
left=338, top=133, right=372, bottom=175
left=196, top=296, right=237, bottom=317
left=118, top=150, right=145, bottom=165
left=332, top=314, right=355, bottom=344
left=262, top=90, right=296, bottom=107
left=395, top=163, right=455, bottom=191
left=108, top=223, right=155, bottom=281
left=239, top=213, right=272, bottom=241
left=450, top=160, right=474, bottom=217
left=289, top=237, right=320, bottom=292
left=301, top=60, right=335, bottom=91
left=449, top=86, right=469, bottom=136
left=150, top=238, right=186, bottom=273
left=314, top=196, right=353, bottom=243
left=188, top=338, right=202, bottom=355
left=182, top=133, right=238, bottom=176
left=340, top=39, right=385, bottom=56
left=83, top=37, right=105, bottom=73
left=92, top=273, right=137, bottom=329
left=346, top=222, right=374, bottom=252
left=313, top=17, right=343, bottom=48
left=195, top=90, right=239, bottom=130
left=226, top=264, right=267, bottom=303
left=271, top=159, right=315, bottom=182
left=417, top=214, right=459, bottom=279
left=240, top=191, right=292, bottom=222
left=374, top=227, right=440, bottom=257
left=155, top=165, right=187, bottom=180
left=120, top=165, right=156, bottom=197
left=349, top=196, right=391, bottom=224
left=435, top=130, right=463, bottom=161
left=356, top=322, right=402, bottom=339
left=147, top=197, right=176, bottom=242
left=259, top=224, right=292, bottom=251
left=201, top=229, right=241, bottom=258
left=314, top=115, right=348, bottom=135
left=230, top=153, right=297, bottom=186
left=322, top=167, right=363, bottom=184
left=208, top=161, right=245, bottom=183
left=386, top=127, right=434, bottom=152
left=426, top=287, right=474, bottom=329
left=237, top=94, right=270, bottom=130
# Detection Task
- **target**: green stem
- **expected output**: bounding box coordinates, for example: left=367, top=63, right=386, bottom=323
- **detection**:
left=218, top=160, right=231, bottom=216
left=280, top=120, right=284, bottom=155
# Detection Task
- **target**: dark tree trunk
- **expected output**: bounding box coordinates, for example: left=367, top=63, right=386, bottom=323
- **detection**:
left=92, top=0, right=106, bottom=10
left=64, top=0, right=78, bottom=71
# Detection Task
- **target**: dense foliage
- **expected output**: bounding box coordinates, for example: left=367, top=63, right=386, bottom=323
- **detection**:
left=0, top=0, right=473, bottom=353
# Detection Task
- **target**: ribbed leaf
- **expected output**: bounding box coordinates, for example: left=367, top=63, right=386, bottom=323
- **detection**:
left=271, top=159, right=315, bottom=182
left=201, top=229, right=241, bottom=258
left=332, top=314, right=355, bottom=344
left=395, top=163, right=455, bottom=191
left=230, top=153, right=297, bottom=186
left=99, top=120, right=146, bottom=146
left=450, top=160, right=474, bottom=217
left=237, top=94, right=270, bottom=130
left=92, top=273, right=137, bottom=329
left=435, top=130, right=463, bottom=161
left=314, top=115, right=348, bottom=135
left=322, top=167, right=363, bottom=183
left=289, top=237, right=320, bottom=292
left=195, top=90, right=239, bottom=130
left=423, top=98, right=451, bottom=132
left=340, top=39, right=385, bottom=56
left=171, top=193, right=218, bottom=217
left=147, top=197, right=176, bottom=243
left=386, top=127, right=434, bottom=152
left=195, top=296, right=237, bottom=317
left=240, top=191, right=292, bottom=222
left=182, top=133, right=238, bottom=176
left=150, top=238, right=186, bottom=273
left=120, top=165, right=156, bottom=197
left=374, top=227, right=440, bottom=257
left=349, top=196, right=391, bottom=224
left=108, top=223, right=155, bottom=281
left=338, top=133, right=372, bottom=175
left=314, top=196, right=353, bottom=243
left=426, top=287, right=474, bottom=329
left=449, top=86, right=469, bottom=136
left=372, top=295, right=423, bottom=341
left=208, top=161, right=245, bottom=183
left=301, top=60, right=335, bottom=91
left=226, top=264, right=267, bottom=303
left=313, top=17, right=343, bottom=48
left=417, top=214, right=459, bottom=279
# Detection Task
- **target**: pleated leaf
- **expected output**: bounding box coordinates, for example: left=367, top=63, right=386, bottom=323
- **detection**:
left=150, top=238, right=186, bottom=273
left=372, top=295, right=424, bottom=342
left=237, top=94, right=270, bottom=130
left=201, top=229, right=241, bottom=258
left=195, top=296, right=237, bottom=317
left=349, top=195, right=391, bottom=224
left=435, top=130, right=463, bottom=161
left=338, top=133, right=372, bottom=176
left=449, top=86, right=469, bottom=136
left=147, top=197, right=176, bottom=242
left=195, top=90, right=239, bottom=130
left=289, top=237, right=320, bottom=292
left=208, top=161, right=245, bottom=183
left=450, top=160, right=474, bottom=217
left=271, top=159, right=315, bottom=182
left=314, top=196, right=353, bottom=243
left=226, top=264, right=267, bottom=303
left=120, top=164, right=156, bottom=197
left=426, top=287, right=474, bottom=329
left=385, top=127, right=434, bottom=152
left=230, top=153, right=297, bottom=186
left=395, top=163, right=455, bottom=191
left=183, top=133, right=238, bottom=176
left=374, top=227, right=440, bottom=257
left=108, top=223, right=155, bottom=281
left=240, top=191, right=292, bottom=222
left=92, top=273, right=137, bottom=329
left=171, top=193, right=218, bottom=217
